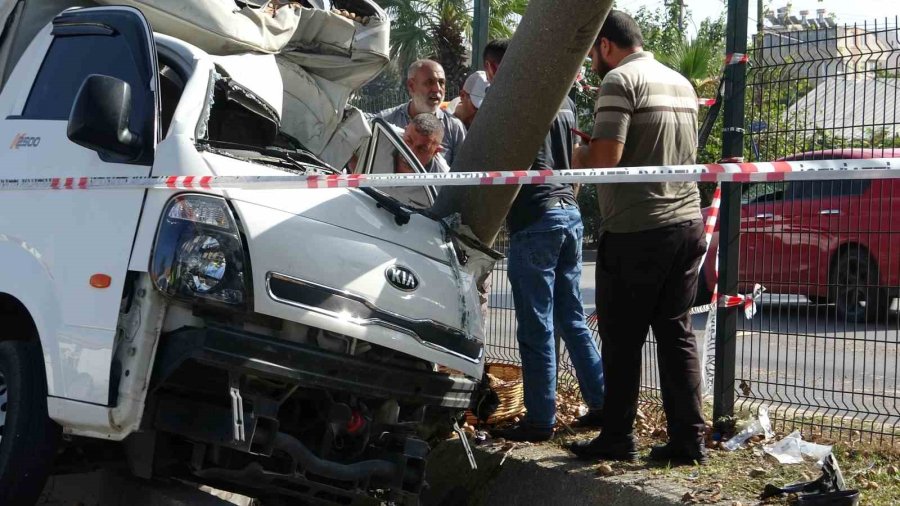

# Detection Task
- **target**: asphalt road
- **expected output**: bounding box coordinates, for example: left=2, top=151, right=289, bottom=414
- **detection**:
left=483, top=252, right=900, bottom=430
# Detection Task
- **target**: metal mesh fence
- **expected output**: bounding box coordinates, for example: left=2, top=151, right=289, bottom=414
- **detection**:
left=747, top=19, right=900, bottom=159
left=482, top=229, right=522, bottom=366
left=732, top=179, right=900, bottom=444
left=481, top=18, right=900, bottom=444
left=733, top=19, right=900, bottom=444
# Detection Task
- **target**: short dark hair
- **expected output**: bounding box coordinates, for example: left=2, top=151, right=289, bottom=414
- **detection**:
left=483, top=38, right=510, bottom=65
left=596, top=10, right=643, bottom=49
left=410, top=113, right=444, bottom=140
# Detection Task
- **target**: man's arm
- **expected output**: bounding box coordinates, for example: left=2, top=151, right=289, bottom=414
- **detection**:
left=574, top=138, right=625, bottom=169
left=575, top=71, right=630, bottom=170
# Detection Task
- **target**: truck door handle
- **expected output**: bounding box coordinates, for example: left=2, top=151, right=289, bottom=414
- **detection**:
left=819, top=209, right=841, bottom=215
left=755, top=213, right=775, bottom=220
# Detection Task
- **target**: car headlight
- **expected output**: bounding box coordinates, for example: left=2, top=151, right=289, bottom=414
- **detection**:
left=151, top=194, right=249, bottom=307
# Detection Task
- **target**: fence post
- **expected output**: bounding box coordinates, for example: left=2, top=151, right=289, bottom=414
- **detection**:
left=713, top=0, right=750, bottom=422
left=471, top=0, right=490, bottom=72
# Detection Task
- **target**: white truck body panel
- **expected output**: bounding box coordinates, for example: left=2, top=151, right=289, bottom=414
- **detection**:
left=0, top=6, right=485, bottom=444
left=0, top=13, right=154, bottom=404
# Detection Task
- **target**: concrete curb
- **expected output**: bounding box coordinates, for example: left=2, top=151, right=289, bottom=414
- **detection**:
left=423, top=440, right=707, bottom=506
left=38, top=469, right=253, bottom=506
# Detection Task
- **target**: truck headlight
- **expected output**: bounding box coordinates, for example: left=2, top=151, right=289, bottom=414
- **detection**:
left=151, top=194, right=249, bottom=307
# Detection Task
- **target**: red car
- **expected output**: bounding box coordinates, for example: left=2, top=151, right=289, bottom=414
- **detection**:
left=697, top=149, right=900, bottom=322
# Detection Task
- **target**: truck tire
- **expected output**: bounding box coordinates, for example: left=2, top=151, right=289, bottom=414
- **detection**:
left=0, top=339, right=61, bottom=505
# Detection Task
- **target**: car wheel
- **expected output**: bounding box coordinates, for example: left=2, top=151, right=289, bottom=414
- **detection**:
left=832, top=248, right=890, bottom=323
left=0, top=339, right=61, bottom=505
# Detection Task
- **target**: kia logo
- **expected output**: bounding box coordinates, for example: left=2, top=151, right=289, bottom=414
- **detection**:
left=385, top=265, right=419, bottom=291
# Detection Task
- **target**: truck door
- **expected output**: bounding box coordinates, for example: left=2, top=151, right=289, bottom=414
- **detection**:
left=358, top=118, right=437, bottom=208
left=0, top=6, right=158, bottom=405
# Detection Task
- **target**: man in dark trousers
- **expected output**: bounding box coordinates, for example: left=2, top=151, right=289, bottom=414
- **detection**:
left=486, top=39, right=606, bottom=442
left=569, top=11, right=707, bottom=464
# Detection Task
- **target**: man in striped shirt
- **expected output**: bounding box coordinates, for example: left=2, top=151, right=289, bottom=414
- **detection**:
left=569, top=10, right=708, bottom=465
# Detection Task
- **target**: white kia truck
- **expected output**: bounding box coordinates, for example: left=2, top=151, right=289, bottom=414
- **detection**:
left=0, top=3, right=492, bottom=504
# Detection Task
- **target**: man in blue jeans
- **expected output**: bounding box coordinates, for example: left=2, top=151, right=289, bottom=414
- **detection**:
left=486, top=39, right=606, bottom=442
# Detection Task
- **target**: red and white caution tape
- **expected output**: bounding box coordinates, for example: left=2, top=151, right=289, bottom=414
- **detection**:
left=725, top=52, right=749, bottom=65
left=0, top=158, right=898, bottom=191
left=719, top=283, right=766, bottom=320
left=698, top=98, right=717, bottom=106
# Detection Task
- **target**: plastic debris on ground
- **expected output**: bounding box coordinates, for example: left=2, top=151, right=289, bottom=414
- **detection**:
left=763, top=430, right=834, bottom=465
left=760, top=454, right=859, bottom=504
left=555, top=387, right=588, bottom=428
left=722, top=406, right=774, bottom=451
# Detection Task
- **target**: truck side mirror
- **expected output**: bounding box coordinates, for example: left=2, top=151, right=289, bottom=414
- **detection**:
left=67, top=74, right=143, bottom=162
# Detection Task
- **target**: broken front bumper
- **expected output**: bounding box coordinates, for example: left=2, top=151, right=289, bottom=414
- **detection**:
left=152, top=325, right=478, bottom=410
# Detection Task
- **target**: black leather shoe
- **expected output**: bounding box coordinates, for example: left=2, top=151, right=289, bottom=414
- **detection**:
left=569, top=433, right=638, bottom=462
left=490, top=422, right=553, bottom=442
left=570, top=409, right=604, bottom=429
left=648, top=441, right=708, bottom=465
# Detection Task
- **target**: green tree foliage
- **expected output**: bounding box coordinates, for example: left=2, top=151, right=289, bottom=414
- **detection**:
left=376, top=0, right=527, bottom=87
left=630, top=2, right=686, bottom=57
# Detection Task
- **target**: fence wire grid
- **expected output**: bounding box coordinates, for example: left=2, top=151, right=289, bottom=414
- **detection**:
left=482, top=18, right=900, bottom=445
left=736, top=18, right=900, bottom=443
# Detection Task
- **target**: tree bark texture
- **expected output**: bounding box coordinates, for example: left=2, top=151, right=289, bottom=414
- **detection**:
left=431, top=0, right=614, bottom=246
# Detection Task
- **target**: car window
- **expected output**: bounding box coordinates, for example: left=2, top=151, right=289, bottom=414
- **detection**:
left=363, top=120, right=434, bottom=208
left=744, top=182, right=786, bottom=204
left=23, top=34, right=147, bottom=124
left=785, top=180, right=870, bottom=200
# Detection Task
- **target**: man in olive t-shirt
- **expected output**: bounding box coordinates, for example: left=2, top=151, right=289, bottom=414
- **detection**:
left=569, top=11, right=708, bottom=466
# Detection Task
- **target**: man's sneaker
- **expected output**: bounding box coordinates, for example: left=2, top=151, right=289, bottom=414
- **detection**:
left=648, top=441, right=708, bottom=465
left=569, top=433, right=638, bottom=462
left=570, top=409, right=604, bottom=429
left=490, top=422, right=553, bottom=442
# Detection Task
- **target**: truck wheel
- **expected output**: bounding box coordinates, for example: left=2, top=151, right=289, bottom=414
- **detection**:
left=0, top=339, right=61, bottom=505
left=832, top=248, right=889, bottom=323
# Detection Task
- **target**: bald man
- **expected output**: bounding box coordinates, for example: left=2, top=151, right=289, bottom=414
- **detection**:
left=376, top=59, right=466, bottom=165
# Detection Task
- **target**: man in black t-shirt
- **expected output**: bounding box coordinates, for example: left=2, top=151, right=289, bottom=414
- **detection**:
left=485, top=39, right=606, bottom=443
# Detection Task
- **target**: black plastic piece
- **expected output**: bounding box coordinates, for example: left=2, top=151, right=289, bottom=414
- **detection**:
left=761, top=454, right=848, bottom=500
left=67, top=74, right=143, bottom=162
left=796, top=490, right=860, bottom=506
left=51, top=22, right=116, bottom=37
left=152, top=325, right=478, bottom=410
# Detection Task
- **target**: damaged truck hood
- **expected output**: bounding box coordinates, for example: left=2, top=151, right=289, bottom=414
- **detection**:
left=102, top=0, right=390, bottom=167
left=0, top=0, right=388, bottom=168
left=231, top=188, right=486, bottom=378
left=199, top=151, right=485, bottom=377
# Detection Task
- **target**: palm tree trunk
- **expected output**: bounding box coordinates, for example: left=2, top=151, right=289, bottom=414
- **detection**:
left=431, top=0, right=614, bottom=246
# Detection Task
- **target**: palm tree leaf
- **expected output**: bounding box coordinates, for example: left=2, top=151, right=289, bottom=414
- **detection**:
left=657, top=37, right=720, bottom=90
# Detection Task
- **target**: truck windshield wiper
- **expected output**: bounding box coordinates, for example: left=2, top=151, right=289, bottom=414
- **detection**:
left=197, top=138, right=338, bottom=175
left=359, top=187, right=413, bottom=226
left=197, top=139, right=415, bottom=226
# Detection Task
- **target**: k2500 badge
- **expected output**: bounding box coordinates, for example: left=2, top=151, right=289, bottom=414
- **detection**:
left=10, top=133, right=40, bottom=149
